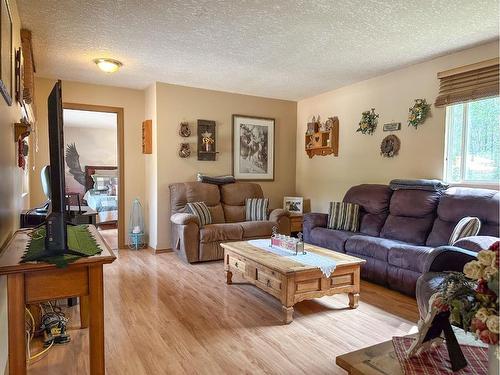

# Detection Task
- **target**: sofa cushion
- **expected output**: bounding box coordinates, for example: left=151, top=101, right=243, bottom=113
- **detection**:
left=169, top=182, right=221, bottom=214
left=223, top=204, right=245, bottom=223
left=309, top=227, right=355, bottom=252
left=200, top=223, right=243, bottom=243
left=427, top=188, right=500, bottom=247
left=220, top=182, right=263, bottom=205
left=380, top=190, right=440, bottom=245
left=245, top=198, right=269, bottom=221
left=221, top=182, right=264, bottom=223
left=387, top=243, right=433, bottom=273
left=345, top=235, right=393, bottom=261
left=187, top=202, right=212, bottom=226
left=240, top=221, right=276, bottom=239
left=327, top=202, right=360, bottom=232
left=208, top=204, right=225, bottom=224
left=343, top=184, right=392, bottom=236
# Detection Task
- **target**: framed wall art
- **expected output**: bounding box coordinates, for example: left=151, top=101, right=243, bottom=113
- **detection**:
left=232, top=114, right=275, bottom=181
left=0, top=0, right=12, bottom=106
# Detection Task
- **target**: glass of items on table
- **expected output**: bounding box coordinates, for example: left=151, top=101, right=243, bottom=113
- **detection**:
left=270, top=226, right=306, bottom=255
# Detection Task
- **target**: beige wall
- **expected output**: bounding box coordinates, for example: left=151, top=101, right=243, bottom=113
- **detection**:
left=151, top=83, right=297, bottom=249
left=144, top=83, right=158, bottom=247
left=0, top=1, right=24, bottom=372
left=296, top=41, right=500, bottom=213
left=32, top=78, right=146, bottom=241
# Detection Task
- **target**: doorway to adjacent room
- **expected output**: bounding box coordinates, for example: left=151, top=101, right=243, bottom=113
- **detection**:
left=62, top=103, right=125, bottom=249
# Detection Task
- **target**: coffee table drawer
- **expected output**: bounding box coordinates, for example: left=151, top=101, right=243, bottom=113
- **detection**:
left=228, top=255, right=246, bottom=273
left=255, top=268, right=282, bottom=292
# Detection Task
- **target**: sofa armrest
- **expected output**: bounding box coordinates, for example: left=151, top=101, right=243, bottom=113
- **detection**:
left=453, top=235, right=498, bottom=253
left=303, top=213, right=328, bottom=243
left=423, top=245, right=477, bottom=273
left=268, top=208, right=291, bottom=235
left=303, top=213, right=327, bottom=230
left=170, top=213, right=200, bottom=226
left=268, top=208, right=289, bottom=222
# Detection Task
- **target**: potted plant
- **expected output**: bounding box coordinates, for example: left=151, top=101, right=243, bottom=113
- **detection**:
left=439, top=241, right=499, bottom=374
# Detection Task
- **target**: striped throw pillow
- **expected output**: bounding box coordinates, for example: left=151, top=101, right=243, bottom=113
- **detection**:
left=186, top=202, right=212, bottom=227
left=327, top=202, right=360, bottom=232
left=245, top=198, right=269, bottom=221
left=449, top=217, right=481, bottom=245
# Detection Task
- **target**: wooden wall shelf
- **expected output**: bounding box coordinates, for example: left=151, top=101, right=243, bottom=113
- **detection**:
left=142, top=120, right=152, bottom=154
left=305, top=116, right=339, bottom=158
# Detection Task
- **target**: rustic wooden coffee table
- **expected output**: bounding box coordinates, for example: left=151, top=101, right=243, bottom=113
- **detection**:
left=221, top=241, right=365, bottom=324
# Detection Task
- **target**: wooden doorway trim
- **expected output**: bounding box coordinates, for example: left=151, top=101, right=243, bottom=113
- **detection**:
left=63, top=103, right=126, bottom=249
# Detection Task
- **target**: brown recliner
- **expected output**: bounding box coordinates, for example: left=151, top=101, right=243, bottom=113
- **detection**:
left=169, top=181, right=291, bottom=263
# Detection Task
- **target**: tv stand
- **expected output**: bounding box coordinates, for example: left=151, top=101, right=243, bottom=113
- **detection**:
left=0, top=225, right=115, bottom=374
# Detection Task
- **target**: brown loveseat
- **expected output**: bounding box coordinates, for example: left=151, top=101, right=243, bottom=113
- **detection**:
left=169, top=182, right=291, bottom=263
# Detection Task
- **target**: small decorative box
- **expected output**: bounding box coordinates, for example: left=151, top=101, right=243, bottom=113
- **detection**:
left=270, top=226, right=305, bottom=255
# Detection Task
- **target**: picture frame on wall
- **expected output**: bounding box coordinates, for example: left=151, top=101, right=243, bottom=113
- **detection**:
left=0, top=0, right=13, bottom=106
left=232, top=114, right=275, bottom=181
left=283, top=196, right=303, bottom=215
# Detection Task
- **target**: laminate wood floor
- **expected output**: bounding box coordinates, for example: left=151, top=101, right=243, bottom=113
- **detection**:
left=28, top=249, right=419, bottom=375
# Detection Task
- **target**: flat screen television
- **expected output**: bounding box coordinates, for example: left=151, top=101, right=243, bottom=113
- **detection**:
left=43, top=80, right=69, bottom=256
left=28, top=80, right=87, bottom=260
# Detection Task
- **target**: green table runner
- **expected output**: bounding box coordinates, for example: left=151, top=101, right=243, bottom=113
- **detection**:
left=22, top=224, right=102, bottom=268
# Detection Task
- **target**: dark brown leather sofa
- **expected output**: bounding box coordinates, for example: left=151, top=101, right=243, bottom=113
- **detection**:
left=304, top=184, right=499, bottom=296
left=169, top=181, right=291, bottom=263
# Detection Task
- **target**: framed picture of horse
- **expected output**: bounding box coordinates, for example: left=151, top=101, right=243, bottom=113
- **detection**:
left=232, top=114, right=275, bottom=181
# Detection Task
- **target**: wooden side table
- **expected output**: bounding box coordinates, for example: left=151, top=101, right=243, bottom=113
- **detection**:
left=289, top=214, right=303, bottom=233
left=0, top=225, right=115, bottom=375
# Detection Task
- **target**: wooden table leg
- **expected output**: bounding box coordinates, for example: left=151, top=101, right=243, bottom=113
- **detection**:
left=80, top=295, right=89, bottom=328
left=282, top=305, right=294, bottom=324
left=348, top=293, right=359, bottom=309
left=225, top=270, right=233, bottom=284
left=89, top=265, right=105, bottom=375
left=7, top=273, right=26, bottom=374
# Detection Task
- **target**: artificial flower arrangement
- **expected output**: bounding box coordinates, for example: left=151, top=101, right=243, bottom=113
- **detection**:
left=408, top=98, right=431, bottom=128
left=201, top=131, right=215, bottom=152
left=356, top=108, right=378, bottom=135
left=438, top=241, right=499, bottom=352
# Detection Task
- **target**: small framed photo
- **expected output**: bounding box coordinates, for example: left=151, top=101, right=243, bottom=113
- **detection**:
left=283, top=196, right=303, bottom=215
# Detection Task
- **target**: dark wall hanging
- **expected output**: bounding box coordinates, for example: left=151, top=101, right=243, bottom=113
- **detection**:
left=179, top=143, right=191, bottom=158
left=197, top=119, right=217, bottom=161
left=179, top=122, right=191, bottom=137
left=380, top=135, right=400, bottom=157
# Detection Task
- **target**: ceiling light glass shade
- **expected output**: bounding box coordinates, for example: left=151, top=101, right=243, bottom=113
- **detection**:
left=93, top=58, right=123, bottom=73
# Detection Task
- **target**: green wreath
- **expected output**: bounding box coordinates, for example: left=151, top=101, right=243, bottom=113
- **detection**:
left=357, top=108, right=378, bottom=135
left=408, top=99, right=430, bottom=129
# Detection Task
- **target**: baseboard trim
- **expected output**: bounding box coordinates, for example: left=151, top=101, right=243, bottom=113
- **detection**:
left=148, top=247, right=172, bottom=255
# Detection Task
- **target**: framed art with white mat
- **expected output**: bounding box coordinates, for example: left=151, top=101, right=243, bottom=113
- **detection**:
left=232, top=115, right=274, bottom=181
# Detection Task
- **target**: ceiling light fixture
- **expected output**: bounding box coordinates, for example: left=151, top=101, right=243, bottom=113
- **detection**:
left=93, top=58, right=123, bottom=73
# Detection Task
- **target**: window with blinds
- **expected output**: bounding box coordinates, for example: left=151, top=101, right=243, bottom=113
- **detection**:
left=435, top=58, right=499, bottom=107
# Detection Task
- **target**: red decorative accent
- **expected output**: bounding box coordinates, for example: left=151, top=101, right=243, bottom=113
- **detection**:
left=18, top=139, right=25, bottom=169
left=392, top=336, right=488, bottom=374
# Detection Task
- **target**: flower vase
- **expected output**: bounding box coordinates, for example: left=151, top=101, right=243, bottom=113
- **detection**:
left=489, top=345, right=499, bottom=375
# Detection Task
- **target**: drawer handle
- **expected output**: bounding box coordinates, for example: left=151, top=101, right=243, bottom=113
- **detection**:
left=266, top=279, right=271, bottom=287
left=235, top=261, right=238, bottom=268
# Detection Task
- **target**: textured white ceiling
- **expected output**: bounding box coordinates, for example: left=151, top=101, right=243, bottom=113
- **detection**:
left=18, top=0, right=499, bottom=100
left=63, top=109, right=117, bottom=129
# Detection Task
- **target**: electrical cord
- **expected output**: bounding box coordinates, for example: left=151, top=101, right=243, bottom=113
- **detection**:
left=24, top=300, right=69, bottom=365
